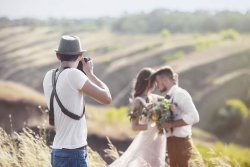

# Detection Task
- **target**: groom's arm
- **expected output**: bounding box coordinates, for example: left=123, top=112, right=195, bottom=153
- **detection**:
left=162, top=119, right=187, bottom=129
left=162, top=90, right=199, bottom=129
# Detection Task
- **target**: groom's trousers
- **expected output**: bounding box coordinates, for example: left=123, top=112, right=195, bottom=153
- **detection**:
left=167, top=136, right=202, bottom=167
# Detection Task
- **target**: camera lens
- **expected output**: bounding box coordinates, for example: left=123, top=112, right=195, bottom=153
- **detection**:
left=84, top=57, right=90, bottom=62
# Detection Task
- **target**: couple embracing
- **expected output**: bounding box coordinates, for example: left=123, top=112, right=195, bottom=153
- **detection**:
left=109, top=67, right=201, bottom=167
left=43, top=35, right=201, bottom=167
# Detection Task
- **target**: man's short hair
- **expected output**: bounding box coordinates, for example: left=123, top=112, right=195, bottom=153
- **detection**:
left=57, top=53, right=80, bottom=61
left=150, top=66, right=174, bottom=82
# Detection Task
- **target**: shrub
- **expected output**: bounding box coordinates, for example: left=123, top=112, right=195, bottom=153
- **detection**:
left=162, top=51, right=184, bottom=63
left=220, top=29, right=240, bottom=41
left=160, top=28, right=171, bottom=38
left=213, top=99, right=248, bottom=134
left=226, top=99, right=248, bottom=118
left=195, top=36, right=220, bottom=51
left=104, top=107, right=129, bottom=123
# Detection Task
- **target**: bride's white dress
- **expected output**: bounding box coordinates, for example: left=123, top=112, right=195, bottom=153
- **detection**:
left=109, top=95, right=166, bottom=167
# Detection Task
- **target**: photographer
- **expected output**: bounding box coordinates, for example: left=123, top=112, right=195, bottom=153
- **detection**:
left=43, top=35, right=112, bottom=167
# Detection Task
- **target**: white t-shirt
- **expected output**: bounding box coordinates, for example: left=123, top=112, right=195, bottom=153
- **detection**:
left=43, top=68, right=88, bottom=149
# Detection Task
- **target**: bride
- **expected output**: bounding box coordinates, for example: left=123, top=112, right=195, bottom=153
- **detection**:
left=109, top=68, right=166, bottom=167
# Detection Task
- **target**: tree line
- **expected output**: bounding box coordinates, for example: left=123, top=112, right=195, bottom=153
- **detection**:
left=1, top=9, right=250, bottom=34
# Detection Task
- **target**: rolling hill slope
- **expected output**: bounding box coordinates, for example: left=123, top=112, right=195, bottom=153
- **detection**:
left=0, top=80, right=46, bottom=133
left=0, top=26, right=250, bottom=146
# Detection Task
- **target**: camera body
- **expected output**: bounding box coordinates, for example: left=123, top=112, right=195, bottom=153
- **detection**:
left=77, top=57, right=91, bottom=73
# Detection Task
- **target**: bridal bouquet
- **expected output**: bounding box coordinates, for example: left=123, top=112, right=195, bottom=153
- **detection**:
left=128, top=98, right=175, bottom=134
left=142, top=99, right=174, bottom=134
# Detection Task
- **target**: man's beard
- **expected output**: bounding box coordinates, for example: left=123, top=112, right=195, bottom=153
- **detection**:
left=160, top=86, right=167, bottom=93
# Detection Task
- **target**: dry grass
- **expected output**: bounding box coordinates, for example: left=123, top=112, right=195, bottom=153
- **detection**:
left=104, top=137, right=120, bottom=161
left=88, top=147, right=108, bottom=167
left=0, top=127, right=109, bottom=167
left=1, top=127, right=250, bottom=167
left=0, top=128, right=50, bottom=167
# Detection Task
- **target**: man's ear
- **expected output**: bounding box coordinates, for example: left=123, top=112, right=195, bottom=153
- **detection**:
left=56, top=53, right=61, bottom=60
left=78, top=53, right=83, bottom=61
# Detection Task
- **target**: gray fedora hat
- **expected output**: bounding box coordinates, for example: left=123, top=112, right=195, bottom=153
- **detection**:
left=55, top=35, right=87, bottom=55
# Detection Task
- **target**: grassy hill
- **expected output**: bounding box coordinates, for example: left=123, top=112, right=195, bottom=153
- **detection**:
left=1, top=26, right=249, bottom=105
left=0, top=25, right=250, bottom=150
left=0, top=81, right=46, bottom=133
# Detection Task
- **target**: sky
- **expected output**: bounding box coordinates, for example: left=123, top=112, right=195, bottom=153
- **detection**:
left=0, top=0, right=250, bottom=19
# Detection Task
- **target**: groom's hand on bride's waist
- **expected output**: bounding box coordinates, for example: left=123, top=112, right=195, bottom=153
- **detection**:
left=162, top=119, right=189, bottom=129
left=161, top=122, right=173, bottom=129
left=170, top=103, right=178, bottom=112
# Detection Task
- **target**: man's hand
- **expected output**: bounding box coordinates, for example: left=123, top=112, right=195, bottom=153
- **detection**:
left=81, top=58, right=93, bottom=75
left=162, top=119, right=189, bottom=129
left=161, top=122, right=172, bottom=129
left=170, top=103, right=177, bottom=112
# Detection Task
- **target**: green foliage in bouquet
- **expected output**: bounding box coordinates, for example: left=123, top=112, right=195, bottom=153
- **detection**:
left=128, top=104, right=143, bottom=122
left=127, top=98, right=175, bottom=134
left=142, top=99, right=172, bottom=134
left=128, top=111, right=140, bottom=121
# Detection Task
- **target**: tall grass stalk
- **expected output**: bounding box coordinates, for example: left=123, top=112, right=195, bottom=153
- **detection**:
left=1, top=127, right=250, bottom=167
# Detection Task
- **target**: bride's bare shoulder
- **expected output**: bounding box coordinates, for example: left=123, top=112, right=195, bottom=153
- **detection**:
left=133, top=97, right=145, bottom=104
left=130, top=97, right=145, bottom=111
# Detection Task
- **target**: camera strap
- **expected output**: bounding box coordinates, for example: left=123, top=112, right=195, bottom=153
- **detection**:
left=49, top=67, right=85, bottom=126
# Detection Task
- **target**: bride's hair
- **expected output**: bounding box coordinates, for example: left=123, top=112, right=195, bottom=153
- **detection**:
left=132, top=68, right=154, bottom=98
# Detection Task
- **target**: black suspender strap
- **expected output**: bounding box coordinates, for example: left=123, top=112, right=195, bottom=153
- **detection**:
left=49, top=68, right=85, bottom=126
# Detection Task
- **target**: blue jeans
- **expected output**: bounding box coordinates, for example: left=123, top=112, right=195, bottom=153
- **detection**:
left=51, top=148, right=88, bottom=167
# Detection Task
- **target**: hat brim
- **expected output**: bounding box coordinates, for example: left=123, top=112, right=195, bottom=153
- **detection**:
left=54, top=49, right=87, bottom=55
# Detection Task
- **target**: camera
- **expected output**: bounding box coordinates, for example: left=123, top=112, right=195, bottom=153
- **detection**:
left=77, top=57, right=91, bottom=73
left=83, top=57, right=91, bottom=63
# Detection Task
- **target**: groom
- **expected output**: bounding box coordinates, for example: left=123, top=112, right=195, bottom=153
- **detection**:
left=150, top=66, right=200, bottom=167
